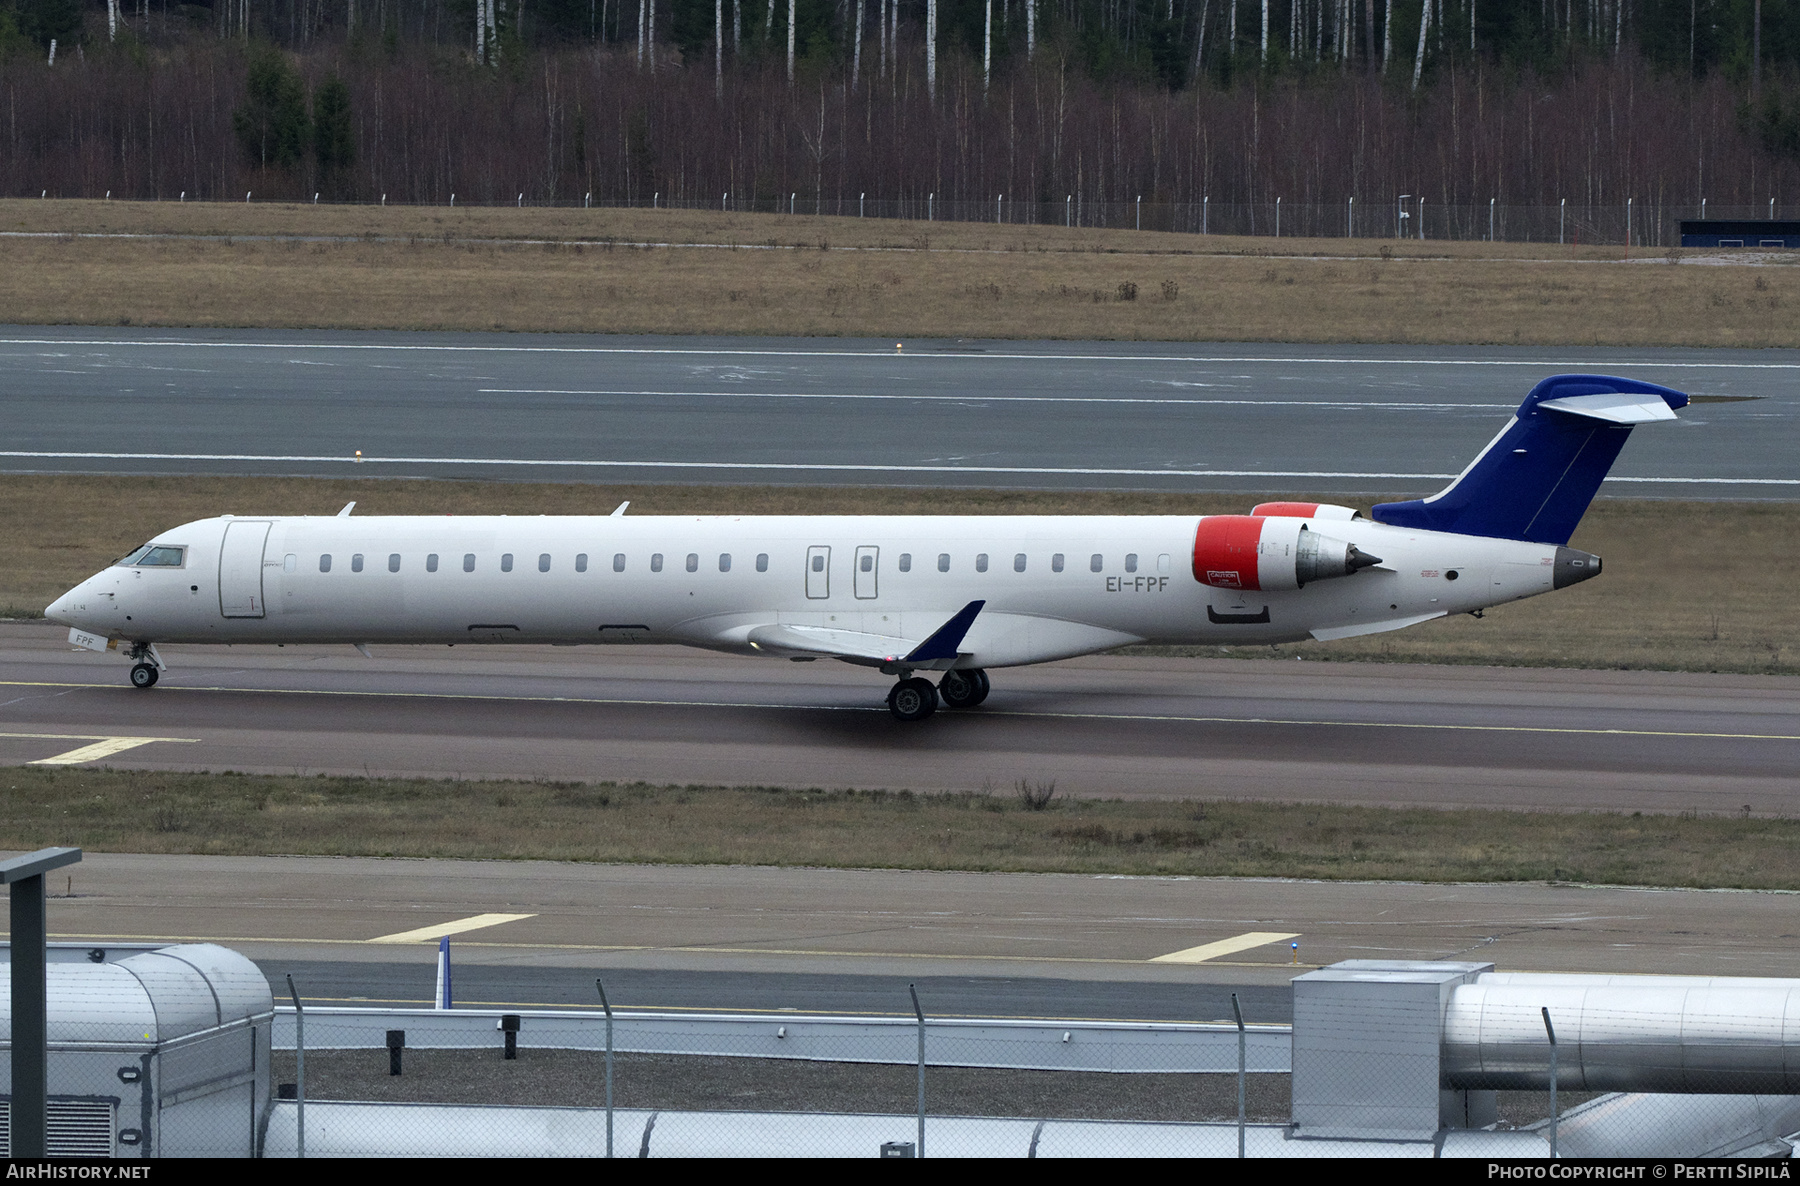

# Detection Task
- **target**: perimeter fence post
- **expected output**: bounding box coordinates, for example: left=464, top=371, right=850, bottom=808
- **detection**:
left=1543, top=1006, right=1558, bottom=1158
left=1, top=847, right=80, bottom=1159
left=597, top=978, right=614, bottom=1158
left=287, top=974, right=305, bottom=1159
left=909, top=983, right=926, bottom=1157
left=1231, top=992, right=1246, bottom=1157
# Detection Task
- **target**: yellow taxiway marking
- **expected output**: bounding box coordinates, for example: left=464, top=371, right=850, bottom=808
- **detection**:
left=366, top=913, right=538, bottom=945
left=0, top=731, right=200, bottom=766
left=1151, top=931, right=1302, bottom=965
left=2, top=680, right=1797, bottom=743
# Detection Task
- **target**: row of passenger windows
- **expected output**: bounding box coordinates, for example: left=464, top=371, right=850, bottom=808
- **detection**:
left=304, top=552, right=1159, bottom=575
left=898, top=553, right=1146, bottom=574
left=308, top=552, right=773, bottom=574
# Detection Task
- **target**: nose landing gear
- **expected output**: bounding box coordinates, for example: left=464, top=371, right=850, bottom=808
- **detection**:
left=125, top=642, right=164, bottom=690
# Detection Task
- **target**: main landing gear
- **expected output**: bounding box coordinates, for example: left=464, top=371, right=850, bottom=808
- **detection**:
left=885, top=669, right=990, bottom=721
left=130, top=663, right=159, bottom=689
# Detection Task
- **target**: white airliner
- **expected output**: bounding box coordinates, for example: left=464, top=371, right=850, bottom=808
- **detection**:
left=46, top=375, right=1684, bottom=721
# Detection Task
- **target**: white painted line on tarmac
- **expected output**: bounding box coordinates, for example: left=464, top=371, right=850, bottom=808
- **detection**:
left=0, top=450, right=1789, bottom=483
left=479, top=388, right=1518, bottom=409
left=1151, top=932, right=1301, bottom=964
left=366, top=913, right=537, bottom=944
left=6, top=338, right=1800, bottom=368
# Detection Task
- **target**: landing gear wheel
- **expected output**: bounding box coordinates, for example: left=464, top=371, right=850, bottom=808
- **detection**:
left=886, top=677, right=939, bottom=722
left=129, top=663, right=159, bottom=689
left=938, top=668, right=990, bottom=709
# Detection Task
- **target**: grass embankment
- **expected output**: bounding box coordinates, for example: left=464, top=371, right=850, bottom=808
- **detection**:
left=9, top=766, right=1800, bottom=888
left=4, top=475, right=1796, bottom=675
left=2, top=199, right=1795, bottom=345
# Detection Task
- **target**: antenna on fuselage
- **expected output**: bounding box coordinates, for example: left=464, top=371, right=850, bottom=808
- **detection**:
left=610, top=501, right=629, bottom=517
left=337, top=502, right=356, bottom=517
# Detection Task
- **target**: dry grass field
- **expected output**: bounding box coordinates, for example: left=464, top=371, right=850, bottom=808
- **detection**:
left=2, top=474, right=1794, bottom=675
left=5, top=766, right=1797, bottom=888
left=3, top=198, right=1797, bottom=345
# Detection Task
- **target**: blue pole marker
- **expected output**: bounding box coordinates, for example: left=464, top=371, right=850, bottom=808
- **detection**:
left=436, top=936, right=452, bottom=1010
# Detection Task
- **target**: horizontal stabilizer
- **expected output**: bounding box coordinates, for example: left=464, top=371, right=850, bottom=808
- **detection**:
left=1537, top=392, right=1679, bottom=424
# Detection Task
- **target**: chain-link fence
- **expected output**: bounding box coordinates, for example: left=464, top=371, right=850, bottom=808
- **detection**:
left=262, top=980, right=1292, bottom=1157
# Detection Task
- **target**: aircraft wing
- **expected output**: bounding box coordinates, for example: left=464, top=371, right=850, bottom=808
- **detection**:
left=746, top=601, right=985, bottom=670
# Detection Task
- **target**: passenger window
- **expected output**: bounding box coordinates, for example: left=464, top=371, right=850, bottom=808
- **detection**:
left=501, top=553, right=514, bottom=573
left=463, top=554, right=476, bottom=572
left=539, top=553, right=551, bottom=573
left=319, top=554, right=332, bottom=573
left=351, top=553, right=364, bottom=573
left=613, top=553, right=626, bottom=572
left=756, top=553, right=769, bottom=572
left=388, top=553, right=400, bottom=573
left=975, top=554, right=989, bottom=573
left=719, top=553, right=731, bottom=572
left=860, top=554, right=874, bottom=573
left=1052, top=553, right=1065, bottom=573
left=1157, top=553, right=1171, bottom=574
left=284, top=554, right=297, bottom=574
left=651, top=554, right=664, bottom=572
left=898, top=553, right=911, bottom=573
left=1014, top=553, right=1027, bottom=573
left=1091, top=554, right=1103, bottom=572
left=426, top=554, right=439, bottom=573
left=938, top=554, right=950, bottom=572
left=575, top=554, right=588, bottom=573
left=1125, top=554, right=1139, bottom=573
left=686, top=553, right=699, bottom=572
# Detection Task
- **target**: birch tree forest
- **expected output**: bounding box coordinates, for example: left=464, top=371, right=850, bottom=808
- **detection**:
left=2, top=1, right=1799, bottom=218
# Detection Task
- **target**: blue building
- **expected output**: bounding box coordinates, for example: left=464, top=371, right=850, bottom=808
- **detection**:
left=1679, top=220, right=1800, bottom=248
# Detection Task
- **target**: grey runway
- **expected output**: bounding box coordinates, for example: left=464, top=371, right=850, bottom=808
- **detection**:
left=2, top=622, right=1797, bottom=812
left=1, top=328, right=1794, bottom=495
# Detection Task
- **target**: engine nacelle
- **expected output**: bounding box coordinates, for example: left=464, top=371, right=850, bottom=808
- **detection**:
left=1249, top=502, right=1364, bottom=522
left=1192, top=516, right=1383, bottom=592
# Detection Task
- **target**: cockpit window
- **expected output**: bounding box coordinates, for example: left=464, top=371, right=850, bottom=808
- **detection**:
left=116, top=544, right=185, bottom=567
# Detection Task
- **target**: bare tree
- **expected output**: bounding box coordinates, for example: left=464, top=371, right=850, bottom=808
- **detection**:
left=1412, top=0, right=1431, bottom=91
left=787, top=0, right=795, bottom=83
left=927, top=0, right=937, bottom=100
left=853, top=0, right=864, bottom=90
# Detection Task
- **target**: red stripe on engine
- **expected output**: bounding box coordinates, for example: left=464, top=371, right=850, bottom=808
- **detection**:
left=1250, top=502, right=1321, bottom=518
left=1192, top=516, right=1266, bottom=591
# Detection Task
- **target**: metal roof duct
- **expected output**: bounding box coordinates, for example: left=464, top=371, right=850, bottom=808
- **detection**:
left=1443, top=979, right=1800, bottom=1093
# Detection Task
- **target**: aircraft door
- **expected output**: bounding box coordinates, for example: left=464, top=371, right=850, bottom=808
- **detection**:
left=852, top=546, right=879, bottom=599
left=218, top=520, right=272, bottom=618
left=805, top=546, right=830, bottom=599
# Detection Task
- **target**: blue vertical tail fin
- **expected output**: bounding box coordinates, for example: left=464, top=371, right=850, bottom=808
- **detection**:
left=1370, top=375, right=1687, bottom=545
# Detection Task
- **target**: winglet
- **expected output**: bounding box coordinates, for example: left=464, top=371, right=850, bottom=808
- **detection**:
left=610, top=501, right=630, bottom=517
left=337, top=502, right=356, bottom=517
left=903, top=601, right=985, bottom=664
